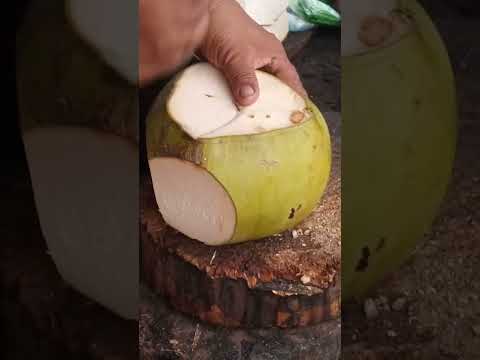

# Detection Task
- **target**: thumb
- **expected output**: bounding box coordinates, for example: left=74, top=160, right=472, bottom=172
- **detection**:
left=222, top=59, right=259, bottom=107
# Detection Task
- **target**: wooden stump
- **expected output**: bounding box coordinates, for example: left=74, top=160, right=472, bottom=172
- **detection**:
left=140, top=285, right=341, bottom=360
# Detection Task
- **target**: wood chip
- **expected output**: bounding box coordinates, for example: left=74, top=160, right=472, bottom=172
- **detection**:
left=301, top=275, right=311, bottom=284
left=209, top=250, right=217, bottom=265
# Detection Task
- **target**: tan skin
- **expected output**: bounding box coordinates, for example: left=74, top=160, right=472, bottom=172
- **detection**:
left=139, top=0, right=307, bottom=106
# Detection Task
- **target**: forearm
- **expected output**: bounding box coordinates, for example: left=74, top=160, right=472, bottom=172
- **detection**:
left=139, top=0, right=211, bottom=86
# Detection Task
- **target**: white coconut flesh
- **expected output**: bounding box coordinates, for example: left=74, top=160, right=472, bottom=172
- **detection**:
left=341, top=0, right=414, bottom=56
left=149, top=158, right=237, bottom=246
left=22, top=127, right=138, bottom=320
left=167, top=63, right=309, bottom=139
left=241, top=0, right=288, bottom=25
left=235, top=0, right=288, bottom=41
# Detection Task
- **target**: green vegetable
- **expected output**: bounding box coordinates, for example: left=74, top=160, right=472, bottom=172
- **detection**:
left=288, top=9, right=318, bottom=32
left=289, top=0, right=340, bottom=27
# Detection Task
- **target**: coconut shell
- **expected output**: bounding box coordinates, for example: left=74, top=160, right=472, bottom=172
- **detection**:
left=146, top=74, right=331, bottom=244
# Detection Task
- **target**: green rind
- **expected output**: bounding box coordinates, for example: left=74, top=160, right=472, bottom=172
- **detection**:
left=147, top=83, right=331, bottom=245
left=342, top=0, right=457, bottom=299
left=202, top=100, right=331, bottom=244
left=146, top=79, right=205, bottom=164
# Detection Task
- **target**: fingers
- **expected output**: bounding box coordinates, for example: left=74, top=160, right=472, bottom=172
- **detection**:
left=222, top=54, right=307, bottom=107
left=263, top=56, right=308, bottom=99
left=222, top=58, right=260, bottom=106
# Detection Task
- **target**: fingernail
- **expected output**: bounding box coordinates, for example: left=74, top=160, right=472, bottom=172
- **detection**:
left=239, top=85, right=255, bottom=98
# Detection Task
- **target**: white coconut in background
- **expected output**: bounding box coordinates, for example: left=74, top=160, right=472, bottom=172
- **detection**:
left=236, top=0, right=290, bottom=41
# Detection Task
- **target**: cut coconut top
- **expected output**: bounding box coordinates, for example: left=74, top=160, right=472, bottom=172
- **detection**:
left=167, top=62, right=309, bottom=139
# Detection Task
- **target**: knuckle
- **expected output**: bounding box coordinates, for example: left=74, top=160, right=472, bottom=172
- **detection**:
left=231, top=71, right=256, bottom=84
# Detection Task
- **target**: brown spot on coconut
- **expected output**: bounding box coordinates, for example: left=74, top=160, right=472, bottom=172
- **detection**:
left=290, top=110, right=306, bottom=124
left=358, top=16, right=394, bottom=47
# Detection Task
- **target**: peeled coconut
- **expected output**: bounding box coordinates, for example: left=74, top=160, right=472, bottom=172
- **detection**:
left=17, top=0, right=138, bottom=319
left=147, top=62, right=331, bottom=246
left=342, top=0, right=457, bottom=299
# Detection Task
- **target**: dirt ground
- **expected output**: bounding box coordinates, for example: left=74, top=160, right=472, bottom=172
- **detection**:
left=342, top=2, right=480, bottom=359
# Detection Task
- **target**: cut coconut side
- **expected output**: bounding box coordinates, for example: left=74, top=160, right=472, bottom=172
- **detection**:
left=147, top=63, right=332, bottom=246
left=167, top=62, right=308, bottom=139
left=149, top=158, right=237, bottom=245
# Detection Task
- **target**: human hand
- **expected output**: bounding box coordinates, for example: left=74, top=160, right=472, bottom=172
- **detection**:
left=139, top=0, right=210, bottom=86
left=199, top=0, right=307, bottom=106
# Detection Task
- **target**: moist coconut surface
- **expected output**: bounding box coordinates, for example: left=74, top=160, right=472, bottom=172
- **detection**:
left=149, top=157, right=237, bottom=246
left=166, top=63, right=309, bottom=139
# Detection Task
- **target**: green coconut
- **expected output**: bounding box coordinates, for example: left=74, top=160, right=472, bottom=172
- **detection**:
left=342, top=0, right=457, bottom=299
left=147, top=62, right=331, bottom=245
